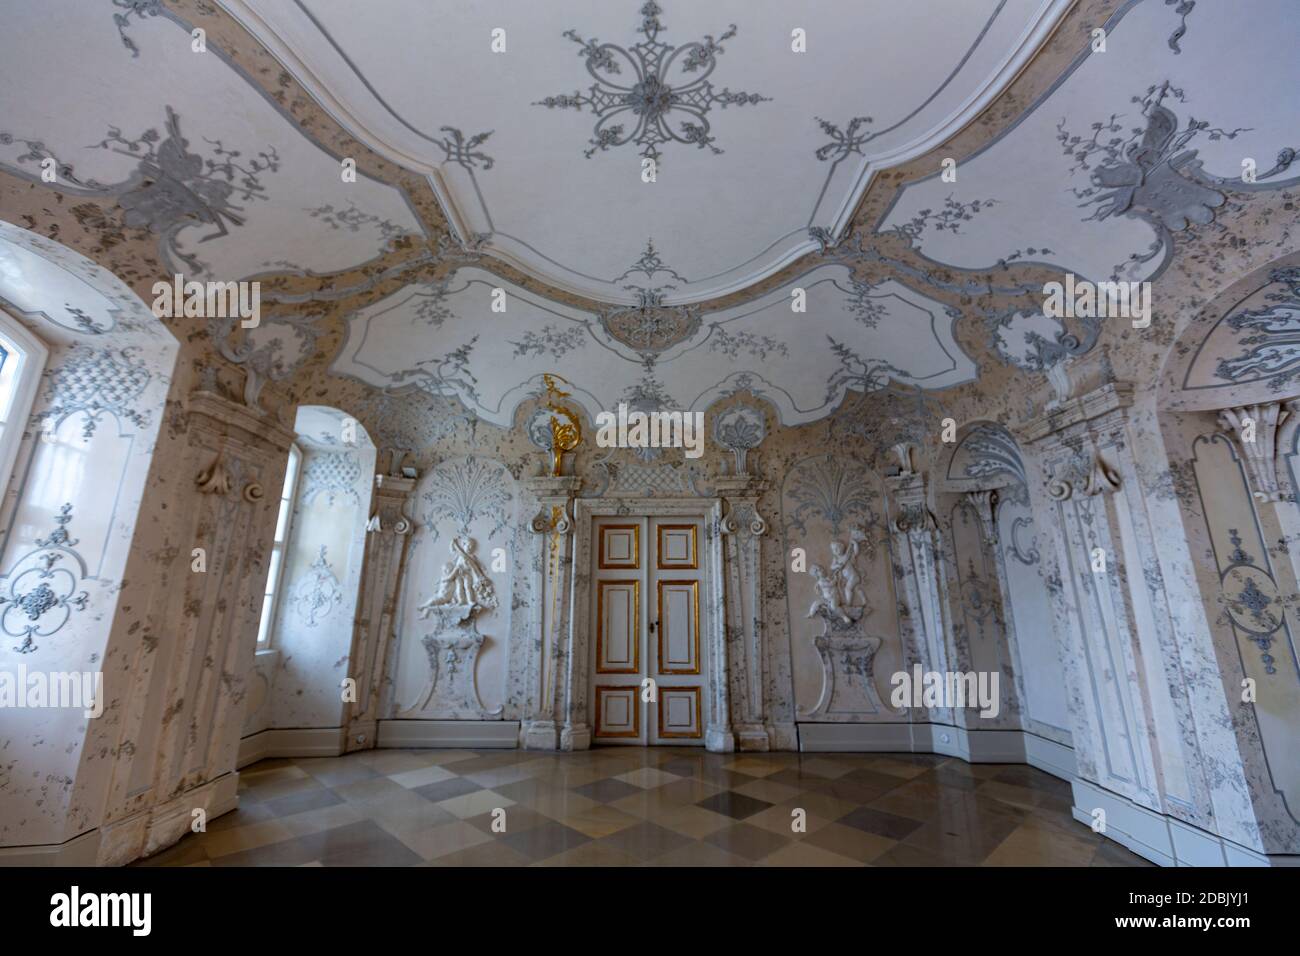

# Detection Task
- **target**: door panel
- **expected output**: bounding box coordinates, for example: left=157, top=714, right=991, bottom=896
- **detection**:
left=599, top=524, right=639, bottom=569
left=658, top=686, right=702, bottom=739
left=657, top=580, right=700, bottom=675
left=594, top=685, right=640, bottom=738
left=657, top=524, right=698, bottom=569
left=590, top=515, right=707, bottom=746
left=596, top=580, right=640, bottom=674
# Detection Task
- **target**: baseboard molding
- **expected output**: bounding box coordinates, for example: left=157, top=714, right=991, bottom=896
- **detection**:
left=0, top=828, right=101, bottom=866
left=377, top=719, right=520, bottom=749
left=796, top=721, right=1077, bottom=782
left=1070, top=778, right=1300, bottom=868
left=238, top=726, right=348, bottom=767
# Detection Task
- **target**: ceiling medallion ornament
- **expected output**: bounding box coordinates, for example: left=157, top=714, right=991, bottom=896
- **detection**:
left=533, top=1, right=770, bottom=162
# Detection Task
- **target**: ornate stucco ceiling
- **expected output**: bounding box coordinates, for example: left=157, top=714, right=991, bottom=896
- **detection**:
left=217, top=0, right=1072, bottom=305
left=1, top=0, right=1296, bottom=430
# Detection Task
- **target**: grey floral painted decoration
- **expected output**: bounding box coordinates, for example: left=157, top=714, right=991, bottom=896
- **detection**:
left=111, top=0, right=163, bottom=58
left=421, top=456, right=513, bottom=541
left=713, top=403, right=766, bottom=475
left=292, top=546, right=344, bottom=628
left=41, top=346, right=152, bottom=439
left=435, top=127, right=496, bottom=171
left=300, top=452, right=363, bottom=507
left=0, top=504, right=90, bottom=654
left=1165, top=0, right=1196, bottom=54
left=534, top=1, right=770, bottom=162
left=91, top=106, right=281, bottom=274
left=1214, top=268, right=1300, bottom=389
left=1058, top=83, right=1243, bottom=240
left=785, top=456, right=878, bottom=537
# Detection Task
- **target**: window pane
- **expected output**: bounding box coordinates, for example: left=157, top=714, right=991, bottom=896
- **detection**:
left=255, top=593, right=274, bottom=644
left=0, top=332, right=22, bottom=424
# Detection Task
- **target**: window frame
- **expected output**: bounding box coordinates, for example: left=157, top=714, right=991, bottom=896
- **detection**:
left=256, top=442, right=303, bottom=648
left=0, top=310, right=50, bottom=501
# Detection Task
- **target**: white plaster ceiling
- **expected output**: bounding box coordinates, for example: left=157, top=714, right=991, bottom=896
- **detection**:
left=0, top=2, right=423, bottom=282
left=330, top=262, right=976, bottom=427
left=217, top=0, right=1071, bottom=304
left=881, top=0, right=1300, bottom=283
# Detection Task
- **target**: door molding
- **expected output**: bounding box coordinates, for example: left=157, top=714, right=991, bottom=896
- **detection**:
left=565, top=498, right=734, bottom=752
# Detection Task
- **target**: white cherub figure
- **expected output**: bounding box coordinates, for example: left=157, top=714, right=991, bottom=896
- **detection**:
left=807, top=564, right=851, bottom=624
left=418, top=536, right=497, bottom=617
left=829, top=527, right=868, bottom=607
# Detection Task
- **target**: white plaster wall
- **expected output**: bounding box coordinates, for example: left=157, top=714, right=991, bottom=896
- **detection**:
left=391, top=455, right=516, bottom=717
left=268, top=411, right=375, bottom=731
left=997, top=498, right=1072, bottom=742
left=0, top=224, right=177, bottom=847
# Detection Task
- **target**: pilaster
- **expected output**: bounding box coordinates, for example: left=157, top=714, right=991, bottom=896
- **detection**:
left=716, top=475, right=771, bottom=751
left=343, top=473, right=416, bottom=752
left=519, top=475, right=582, bottom=750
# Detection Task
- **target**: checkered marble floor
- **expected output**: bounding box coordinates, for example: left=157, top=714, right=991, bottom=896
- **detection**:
left=135, top=747, right=1151, bottom=867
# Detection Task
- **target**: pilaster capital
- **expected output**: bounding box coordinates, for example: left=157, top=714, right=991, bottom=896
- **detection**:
left=522, top=475, right=583, bottom=499
left=1016, top=382, right=1134, bottom=444
left=367, top=473, right=416, bottom=534
left=713, top=474, right=768, bottom=498
left=187, top=389, right=297, bottom=452
left=1219, top=402, right=1291, bottom=502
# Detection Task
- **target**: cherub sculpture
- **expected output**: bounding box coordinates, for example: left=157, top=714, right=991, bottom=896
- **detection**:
left=807, top=564, right=852, bottom=625
left=828, top=527, right=869, bottom=607
left=418, top=536, right=497, bottom=617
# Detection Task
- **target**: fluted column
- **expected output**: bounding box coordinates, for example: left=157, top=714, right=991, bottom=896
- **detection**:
left=519, top=475, right=581, bottom=750
left=716, top=475, right=772, bottom=751
left=343, top=472, right=415, bottom=752
left=97, top=390, right=296, bottom=864
left=885, top=471, right=952, bottom=725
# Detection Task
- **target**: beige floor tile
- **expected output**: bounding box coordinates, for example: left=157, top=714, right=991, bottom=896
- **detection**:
left=197, top=819, right=296, bottom=858
left=437, top=788, right=516, bottom=819
left=653, top=804, right=732, bottom=840
left=645, top=841, right=751, bottom=867
left=731, top=777, right=804, bottom=805
left=532, top=842, right=641, bottom=867
left=278, top=800, right=365, bottom=837
left=760, top=842, right=865, bottom=867
left=982, top=819, right=1100, bottom=866
left=388, top=764, right=459, bottom=789
left=555, top=804, right=642, bottom=839
left=613, top=767, right=681, bottom=789
left=394, top=819, right=494, bottom=861
left=746, top=800, right=837, bottom=837
left=802, top=822, right=897, bottom=863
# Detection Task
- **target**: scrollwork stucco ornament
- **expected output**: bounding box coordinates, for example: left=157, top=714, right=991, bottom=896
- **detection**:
left=1083, top=455, right=1121, bottom=496
left=1047, top=478, right=1073, bottom=501
left=530, top=503, right=571, bottom=536
left=1219, top=403, right=1288, bottom=502
left=892, top=442, right=916, bottom=476
left=195, top=452, right=232, bottom=496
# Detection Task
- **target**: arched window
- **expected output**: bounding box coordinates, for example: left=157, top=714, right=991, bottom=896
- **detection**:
left=256, top=442, right=302, bottom=646
left=0, top=310, right=49, bottom=497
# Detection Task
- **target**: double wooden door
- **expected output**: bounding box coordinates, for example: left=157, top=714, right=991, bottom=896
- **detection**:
left=590, top=515, right=706, bottom=746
